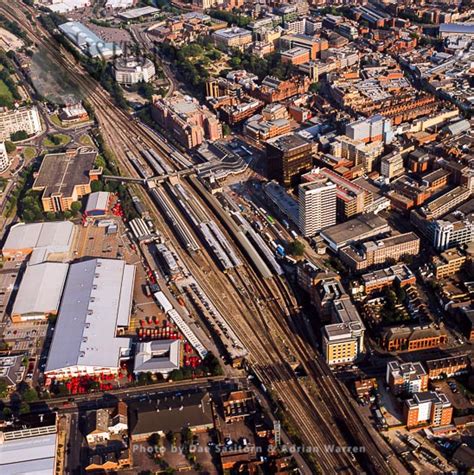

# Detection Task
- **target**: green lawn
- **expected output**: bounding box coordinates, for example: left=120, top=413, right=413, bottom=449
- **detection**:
left=50, top=114, right=63, bottom=128
left=0, top=79, right=13, bottom=105
left=42, top=133, right=71, bottom=148
left=79, top=134, right=94, bottom=147
left=22, top=146, right=37, bottom=160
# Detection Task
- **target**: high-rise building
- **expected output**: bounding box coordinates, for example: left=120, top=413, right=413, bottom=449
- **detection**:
left=298, top=176, right=336, bottom=237
left=0, top=142, right=10, bottom=173
left=266, top=133, right=315, bottom=187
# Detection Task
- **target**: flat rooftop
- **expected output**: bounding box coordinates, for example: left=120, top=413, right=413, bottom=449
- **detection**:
left=266, top=133, right=311, bottom=151
left=118, top=6, right=159, bottom=19
left=45, top=258, right=134, bottom=374
left=321, top=213, right=390, bottom=248
left=33, top=149, right=97, bottom=199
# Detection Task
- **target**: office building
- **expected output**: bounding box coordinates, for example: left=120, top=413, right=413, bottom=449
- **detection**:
left=381, top=152, right=404, bottom=180
left=45, top=258, right=135, bottom=380
left=279, top=34, right=328, bottom=60
left=323, top=295, right=365, bottom=366
left=411, top=195, right=474, bottom=250
left=302, top=167, right=372, bottom=220
left=404, top=392, right=453, bottom=429
left=298, top=175, right=337, bottom=237
left=345, top=114, right=392, bottom=144
left=113, top=57, right=156, bottom=85
left=0, top=141, right=10, bottom=172
left=0, top=106, right=42, bottom=141
left=432, top=248, right=466, bottom=279
left=339, top=232, right=420, bottom=271
left=386, top=361, right=428, bottom=396
left=320, top=213, right=390, bottom=251
left=266, top=133, right=314, bottom=187
left=32, top=148, right=101, bottom=213
left=151, top=94, right=222, bottom=148
left=212, top=27, right=252, bottom=50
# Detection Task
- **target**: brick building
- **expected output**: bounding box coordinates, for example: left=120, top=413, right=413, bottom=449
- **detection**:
left=404, top=392, right=453, bottom=430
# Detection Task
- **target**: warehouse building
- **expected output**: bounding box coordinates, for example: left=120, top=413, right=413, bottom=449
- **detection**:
left=0, top=414, right=58, bottom=475
left=85, top=191, right=110, bottom=217
left=59, top=21, right=123, bottom=59
left=11, top=262, right=69, bottom=323
left=2, top=221, right=77, bottom=264
left=44, top=259, right=135, bottom=380
left=33, top=148, right=101, bottom=213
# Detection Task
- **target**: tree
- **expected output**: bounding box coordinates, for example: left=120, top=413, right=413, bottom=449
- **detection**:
left=21, top=388, right=39, bottom=403
left=2, top=407, right=12, bottom=419
left=148, top=432, right=161, bottom=447
left=10, top=130, right=28, bottom=142
left=70, top=201, right=82, bottom=215
left=0, top=380, right=8, bottom=398
left=4, top=141, right=16, bottom=153
left=19, top=401, right=30, bottom=414
left=309, top=82, right=320, bottom=94
left=222, top=124, right=231, bottom=136
left=91, top=180, right=104, bottom=193
left=289, top=240, right=305, bottom=257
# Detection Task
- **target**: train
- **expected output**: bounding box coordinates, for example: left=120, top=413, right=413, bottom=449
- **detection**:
left=126, top=151, right=151, bottom=179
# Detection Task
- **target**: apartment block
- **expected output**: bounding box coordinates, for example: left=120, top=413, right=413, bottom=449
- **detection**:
left=386, top=361, right=428, bottom=396
left=381, top=325, right=447, bottom=352
left=360, top=264, right=416, bottom=294
left=266, top=133, right=315, bottom=187
left=426, top=354, right=471, bottom=380
left=0, top=105, right=42, bottom=141
left=404, top=392, right=453, bottom=429
left=298, top=178, right=337, bottom=237
left=243, top=115, right=291, bottom=143
left=340, top=233, right=420, bottom=271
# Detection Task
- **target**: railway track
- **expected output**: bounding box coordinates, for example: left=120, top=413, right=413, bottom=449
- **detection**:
left=2, top=3, right=402, bottom=473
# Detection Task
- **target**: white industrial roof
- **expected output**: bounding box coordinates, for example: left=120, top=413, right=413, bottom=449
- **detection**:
left=85, top=191, right=110, bottom=214
left=0, top=432, right=57, bottom=475
left=12, top=262, right=69, bottom=317
left=45, top=259, right=134, bottom=374
left=119, top=6, right=159, bottom=19
left=59, top=21, right=122, bottom=58
left=3, top=221, right=75, bottom=262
